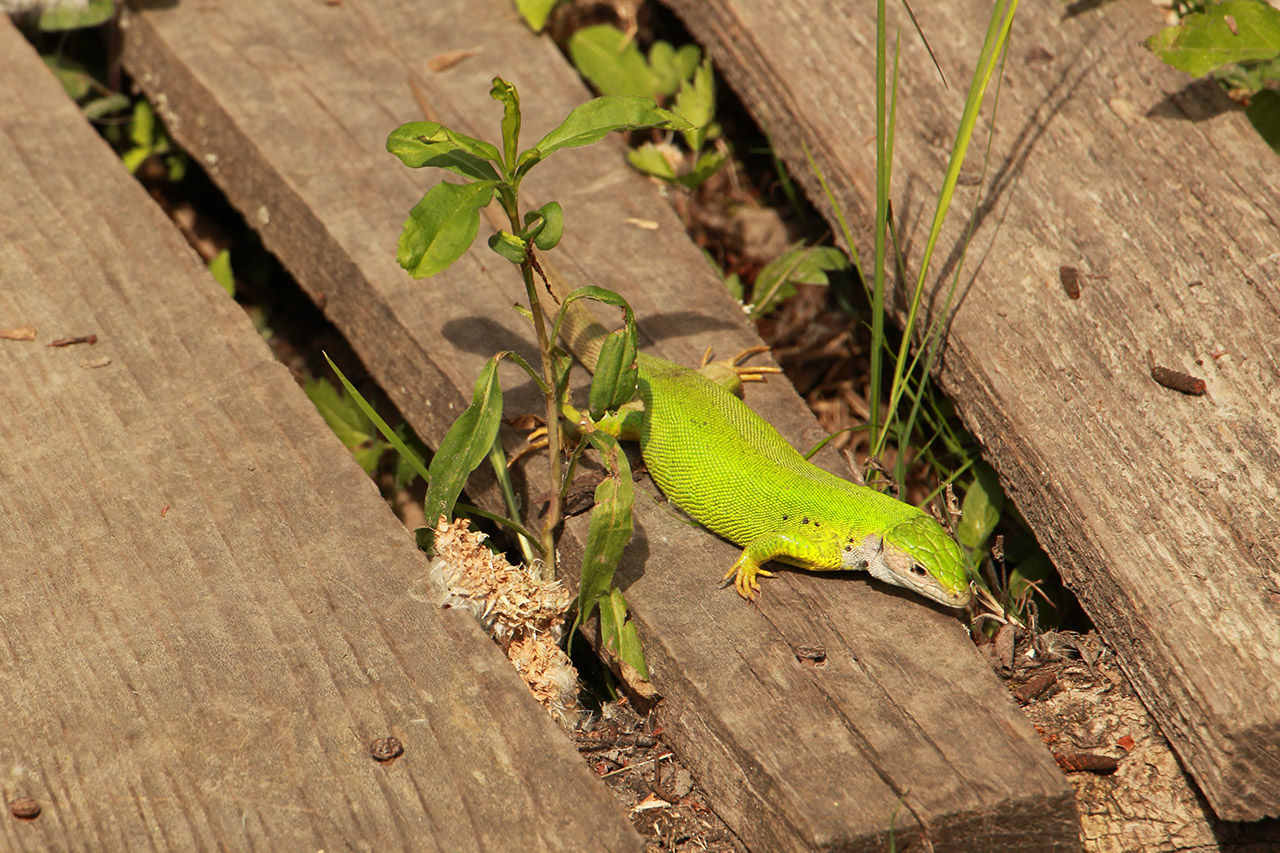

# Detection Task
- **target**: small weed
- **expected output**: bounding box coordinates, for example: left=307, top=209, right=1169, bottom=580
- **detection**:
left=330, top=79, right=689, bottom=684
left=1146, top=0, right=1280, bottom=151
left=567, top=23, right=726, bottom=189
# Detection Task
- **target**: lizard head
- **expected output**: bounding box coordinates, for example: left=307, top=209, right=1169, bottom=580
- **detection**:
left=860, top=514, right=971, bottom=609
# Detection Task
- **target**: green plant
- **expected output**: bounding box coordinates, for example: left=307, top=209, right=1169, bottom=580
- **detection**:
left=331, top=78, right=688, bottom=681
left=1146, top=0, right=1280, bottom=152
left=568, top=24, right=726, bottom=189
left=207, top=249, right=235, bottom=297
left=118, top=99, right=188, bottom=181
left=513, top=0, right=561, bottom=32
left=725, top=244, right=852, bottom=321
left=33, top=0, right=115, bottom=31
left=798, top=0, right=1036, bottom=624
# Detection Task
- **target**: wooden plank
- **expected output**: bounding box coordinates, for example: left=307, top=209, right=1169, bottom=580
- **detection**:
left=0, top=21, right=643, bottom=851
left=661, top=0, right=1280, bottom=823
left=117, top=0, right=1080, bottom=849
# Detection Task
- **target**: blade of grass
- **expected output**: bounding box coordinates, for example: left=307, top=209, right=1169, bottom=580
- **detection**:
left=324, top=352, right=431, bottom=484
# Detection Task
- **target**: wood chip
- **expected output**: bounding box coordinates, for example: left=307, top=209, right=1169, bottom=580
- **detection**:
left=1054, top=751, right=1119, bottom=774
left=1147, top=350, right=1206, bottom=396
left=1014, top=671, right=1059, bottom=704
left=1, top=326, right=36, bottom=341
left=1058, top=265, right=1081, bottom=299
left=49, top=334, right=98, bottom=347
left=427, top=48, right=481, bottom=72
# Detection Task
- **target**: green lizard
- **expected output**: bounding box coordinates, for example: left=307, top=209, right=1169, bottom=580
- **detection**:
left=554, top=281, right=971, bottom=609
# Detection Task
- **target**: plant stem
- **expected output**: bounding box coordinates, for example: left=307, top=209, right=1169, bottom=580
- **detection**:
left=524, top=259, right=563, bottom=570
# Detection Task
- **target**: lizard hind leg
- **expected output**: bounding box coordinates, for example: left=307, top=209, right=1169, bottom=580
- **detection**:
left=721, top=555, right=776, bottom=601
left=697, top=346, right=783, bottom=392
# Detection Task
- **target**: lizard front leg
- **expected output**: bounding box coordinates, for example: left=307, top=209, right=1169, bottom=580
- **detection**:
left=722, top=533, right=809, bottom=600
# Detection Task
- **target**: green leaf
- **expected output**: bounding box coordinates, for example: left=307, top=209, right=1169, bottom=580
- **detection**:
left=626, top=142, right=678, bottom=180
left=750, top=245, right=850, bottom=318
left=393, top=424, right=430, bottom=489
left=527, top=200, right=564, bottom=250
left=550, top=285, right=637, bottom=361
left=397, top=180, right=496, bottom=277
left=42, top=54, right=93, bottom=100
left=599, top=588, right=649, bottom=680
left=1247, top=89, right=1280, bottom=153
left=37, top=0, right=115, bottom=31
left=207, top=249, right=235, bottom=296
left=530, top=96, right=692, bottom=160
left=589, top=327, right=639, bottom=420
left=304, top=375, right=376, bottom=450
left=130, top=100, right=155, bottom=149
left=324, top=353, right=432, bottom=486
left=568, top=24, right=660, bottom=99
left=490, top=78, right=522, bottom=169
left=676, top=149, right=726, bottom=189
left=386, top=121, right=502, bottom=181
left=514, top=0, right=559, bottom=31
left=649, top=41, right=702, bottom=96
left=82, top=93, right=131, bottom=120
left=572, top=433, right=635, bottom=634
left=673, top=44, right=702, bottom=84
left=423, top=356, right=504, bottom=537
left=724, top=271, right=744, bottom=301
left=1146, top=0, right=1280, bottom=78
left=487, top=230, right=529, bottom=264
left=673, top=59, right=716, bottom=152
left=120, top=146, right=150, bottom=174
left=165, top=154, right=187, bottom=183
left=956, top=463, right=1005, bottom=552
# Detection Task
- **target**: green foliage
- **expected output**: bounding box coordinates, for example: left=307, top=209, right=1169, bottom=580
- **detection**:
left=324, top=353, right=431, bottom=486
left=388, top=87, right=687, bottom=277
left=747, top=245, right=851, bottom=320
left=569, top=25, right=665, bottom=99
left=572, top=433, right=636, bottom=636
left=398, top=181, right=496, bottom=276
left=119, top=100, right=187, bottom=182
left=956, top=463, right=1004, bottom=557
left=599, top=588, right=649, bottom=680
left=514, top=0, right=560, bottom=32
left=1146, top=0, right=1280, bottom=76
left=207, top=249, right=235, bottom=297
left=37, top=0, right=115, bottom=31
left=1146, top=0, right=1280, bottom=152
left=42, top=53, right=129, bottom=121
left=303, top=374, right=393, bottom=476
left=567, top=24, right=724, bottom=189
left=422, top=355, right=504, bottom=535
left=376, top=78, right=684, bottom=680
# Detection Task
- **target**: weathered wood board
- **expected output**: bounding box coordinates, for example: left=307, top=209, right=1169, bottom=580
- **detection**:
left=117, top=0, right=1082, bottom=849
left=0, top=21, right=644, bottom=851
left=663, top=0, right=1280, bottom=823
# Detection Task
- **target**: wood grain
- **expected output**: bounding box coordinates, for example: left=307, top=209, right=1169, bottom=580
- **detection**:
left=0, top=21, right=642, bottom=851
left=663, top=0, right=1280, bottom=822
left=116, top=0, right=1081, bottom=848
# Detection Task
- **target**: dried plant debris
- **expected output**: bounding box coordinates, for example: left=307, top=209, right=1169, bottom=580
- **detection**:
left=990, top=628, right=1280, bottom=851
left=574, top=699, right=743, bottom=852
left=430, top=519, right=579, bottom=725
left=0, top=326, right=37, bottom=341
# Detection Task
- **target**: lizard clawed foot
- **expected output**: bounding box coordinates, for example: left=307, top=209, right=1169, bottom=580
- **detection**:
left=698, top=345, right=783, bottom=391
left=721, top=558, right=775, bottom=601
left=506, top=425, right=549, bottom=468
